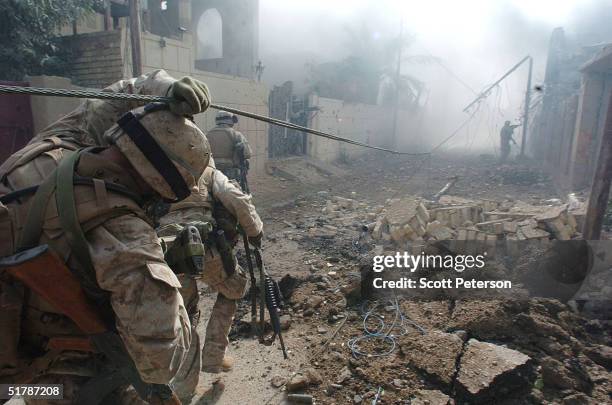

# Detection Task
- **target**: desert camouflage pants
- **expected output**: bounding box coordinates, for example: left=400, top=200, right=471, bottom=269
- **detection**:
left=201, top=294, right=237, bottom=373
left=23, top=276, right=201, bottom=405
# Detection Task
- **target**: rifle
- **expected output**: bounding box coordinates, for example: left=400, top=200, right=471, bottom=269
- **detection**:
left=0, top=245, right=179, bottom=405
left=232, top=153, right=286, bottom=357
left=253, top=247, right=288, bottom=359
left=232, top=152, right=259, bottom=334
left=236, top=143, right=250, bottom=195
left=240, top=228, right=259, bottom=334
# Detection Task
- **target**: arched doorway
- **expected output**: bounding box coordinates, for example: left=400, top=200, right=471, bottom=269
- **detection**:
left=196, top=8, right=223, bottom=60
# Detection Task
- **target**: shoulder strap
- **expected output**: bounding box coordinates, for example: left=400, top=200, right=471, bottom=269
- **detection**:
left=0, top=137, right=79, bottom=183
left=55, top=150, right=103, bottom=299
left=17, top=149, right=144, bottom=303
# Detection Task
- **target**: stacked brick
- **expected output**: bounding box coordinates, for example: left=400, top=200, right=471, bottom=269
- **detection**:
left=60, top=31, right=124, bottom=88
left=367, top=195, right=584, bottom=245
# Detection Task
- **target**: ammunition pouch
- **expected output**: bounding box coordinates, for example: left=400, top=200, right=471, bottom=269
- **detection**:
left=163, top=224, right=206, bottom=275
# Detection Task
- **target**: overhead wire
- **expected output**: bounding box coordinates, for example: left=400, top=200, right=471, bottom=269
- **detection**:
left=0, top=84, right=429, bottom=156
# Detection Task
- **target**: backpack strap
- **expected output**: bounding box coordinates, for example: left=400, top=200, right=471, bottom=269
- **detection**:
left=17, top=149, right=145, bottom=303
left=55, top=149, right=105, bottom=301
left=0, top=137, right=80, bottom=184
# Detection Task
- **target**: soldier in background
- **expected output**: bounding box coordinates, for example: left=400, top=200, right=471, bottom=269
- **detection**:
left=500, top=120, right=519, bottom=163
left=206, top=111, right=253, bottom=189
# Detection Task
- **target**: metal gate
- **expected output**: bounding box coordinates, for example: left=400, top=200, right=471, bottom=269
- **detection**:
left=0, top=81, right=34, bottom=164
left=268, top=81, right=308, bottom=158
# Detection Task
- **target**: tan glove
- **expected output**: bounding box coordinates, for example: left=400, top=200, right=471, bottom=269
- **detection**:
left=168, top=76, right=211, bottom=115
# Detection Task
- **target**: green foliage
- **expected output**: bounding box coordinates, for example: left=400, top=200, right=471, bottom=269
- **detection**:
left=0, top=0, right=101, bottom=81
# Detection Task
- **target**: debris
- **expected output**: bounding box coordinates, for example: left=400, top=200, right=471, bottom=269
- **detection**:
left=287, top=393, right=314, bottom=404
left=336, top=366, right=352, bottom=384
left=456, top=339, right=534, bottom=402
left=561, top=393, right=591, bottom=405
left=541, top=357, right=577, bottom=390
left=270, top=375, right=287, bottom=388
left=304, top=368, right=323, bottom=385
left=286, top=374, right=309, bottom=392
left=398, top=331, right=463, bottom=386
left=411, top=389, right=451, bottom=405
left=426, top=220, right=454, bottom=240
left=583, top=344, right=612, bottom=369
left=433, top=176, right=459, bottom=201
left=280, top=315, right=292, bottom=330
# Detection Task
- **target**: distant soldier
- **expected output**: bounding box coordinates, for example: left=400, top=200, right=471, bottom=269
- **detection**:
left=500, top=120, right=519, bottom=163
left=206, top=111, right=253, bottom=191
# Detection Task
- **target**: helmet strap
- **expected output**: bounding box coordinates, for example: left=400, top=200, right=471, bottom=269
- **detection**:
left=117, top=111, right=190, bottom=202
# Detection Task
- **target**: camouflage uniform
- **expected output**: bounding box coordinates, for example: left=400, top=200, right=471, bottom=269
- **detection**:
left=0, top=73, right=211, bottom=403
left=159, top=166, right=262, bottom=373
left=206, top=122, right=253, bottom=182
left=29, top=70, right=177, bottom=148
left=0, top=144, right=191, bottom=405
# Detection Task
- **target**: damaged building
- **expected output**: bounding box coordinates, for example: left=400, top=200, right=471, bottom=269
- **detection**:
left=531, top=27, right=612, bottom=193
left=0, top=0, right=421, bottom=176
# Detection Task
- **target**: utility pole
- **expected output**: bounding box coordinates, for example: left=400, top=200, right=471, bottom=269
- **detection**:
left=391, top=19, right=403, bottom=148
left=463, top=55, right=531, bottom=112
left=129, top=0, right=142, bottom=76
left=520, top=56, right=533, bottom=156
left=583, top=91, right=612, bottom=240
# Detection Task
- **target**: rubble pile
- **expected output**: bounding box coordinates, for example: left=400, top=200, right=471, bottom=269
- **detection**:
left=364, top=194, right=587, bottom=245
left=258, top=187, right=608, bottom=405
left=270, top=272, right=612, bottom=405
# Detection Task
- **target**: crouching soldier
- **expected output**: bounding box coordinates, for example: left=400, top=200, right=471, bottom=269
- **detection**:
left=0, top=103, right=211, bottom=404
left=157, top=159, right=263, bottom=380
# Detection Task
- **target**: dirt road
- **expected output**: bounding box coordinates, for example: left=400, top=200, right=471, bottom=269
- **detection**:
left=192, top=153, right=611, bottom=404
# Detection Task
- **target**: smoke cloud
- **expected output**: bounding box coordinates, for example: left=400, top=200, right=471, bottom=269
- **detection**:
left=258, top=0, right=612, bottom=153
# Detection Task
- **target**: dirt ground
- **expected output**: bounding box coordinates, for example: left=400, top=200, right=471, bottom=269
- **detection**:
left=8, top=153, right=608, bottom=405
left=191, top=152, right=611, bottom=404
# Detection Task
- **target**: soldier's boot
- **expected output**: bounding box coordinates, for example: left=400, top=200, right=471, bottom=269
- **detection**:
left=194, top=378, right=225, bottom=404
left=220, top=356, right=234, bottom=372
left=201, top=295, right=237, bottom=373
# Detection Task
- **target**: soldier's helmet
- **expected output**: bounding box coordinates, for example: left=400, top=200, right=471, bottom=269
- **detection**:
left=104, top=104, right=210, bottom=202
left=215, top=110, right=238, bottom=126
left=504, top=120, right=511, bottom=126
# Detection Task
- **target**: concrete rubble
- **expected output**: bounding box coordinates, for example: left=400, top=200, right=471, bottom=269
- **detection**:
left=299, top=191, right=586, bottom=246
left=263, top=185, right=609, bottom=405
left=455, top=339, right=534, bottom=403
left=398, top=331, right=464, bottom=386
left=358, top=194, right=585, bottom=245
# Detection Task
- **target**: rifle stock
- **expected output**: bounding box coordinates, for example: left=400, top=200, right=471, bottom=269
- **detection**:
left=0, top=245, right=178, bottom=404
left=1, top=245, right=106, bottom=334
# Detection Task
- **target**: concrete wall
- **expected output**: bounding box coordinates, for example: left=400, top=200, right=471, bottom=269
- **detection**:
left=137, top=31, right=269, bottom=176
left=306, top=95, right=393, bottom=164
left=192, top=0, right=259, bottom=79
left=569, top=71, right=612, bottom=190
left=27, top=76, right=83, bottom=134
left=40, top=23, right=270, bottom=177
